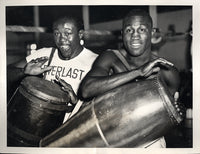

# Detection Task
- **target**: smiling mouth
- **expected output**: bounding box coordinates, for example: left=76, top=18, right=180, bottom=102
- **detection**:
left=131, top=43, right=141, bottom=48
left=60, top=45, right=70, bottom=50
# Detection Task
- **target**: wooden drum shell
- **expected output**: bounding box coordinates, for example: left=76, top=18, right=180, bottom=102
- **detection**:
left=7, top=76, right=70, bottom=147
left=40, top=78, right=182, bottom=147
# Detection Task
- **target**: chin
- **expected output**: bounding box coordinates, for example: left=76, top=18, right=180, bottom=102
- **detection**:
left=60, top=50, right=72, bottom=59
left=63, top=53, right=72, bottom=59
left=128, top=48, right=144, bottom=57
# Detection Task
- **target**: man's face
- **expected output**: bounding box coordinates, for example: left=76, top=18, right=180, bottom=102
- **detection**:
left=122, top=15, right=152, bottom=57
left=53, top=20, right=81, bottom=59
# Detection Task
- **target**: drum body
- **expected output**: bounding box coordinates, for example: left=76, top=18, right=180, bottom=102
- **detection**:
left=40, top=78, right=183, bottom=147
left=7, top=76, right=70, bottom=147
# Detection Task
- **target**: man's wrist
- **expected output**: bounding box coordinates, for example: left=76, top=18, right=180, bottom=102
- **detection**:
left=21, top=67, right=25, bottom=75
left=68, top=91, right=78, bottom=105
left=131, top=69, right=141, bottom=78
left=21, top=67, right=28, bottom=77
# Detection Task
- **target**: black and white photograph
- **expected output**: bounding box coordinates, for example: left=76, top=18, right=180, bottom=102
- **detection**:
left=0, top=0, right=199, bottom=154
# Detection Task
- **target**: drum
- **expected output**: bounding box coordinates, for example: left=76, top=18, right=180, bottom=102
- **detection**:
left=40, top=77, right=183, bottom=147
left=7, top=76, right=70, bottom=147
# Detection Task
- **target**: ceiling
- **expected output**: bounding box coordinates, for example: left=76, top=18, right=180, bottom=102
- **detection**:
left=6, top=6, right=192, bottom=32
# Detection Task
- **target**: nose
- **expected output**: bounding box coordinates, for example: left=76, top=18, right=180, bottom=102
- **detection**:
left=131, top=31, right=140, bottom=39
left=60, top=33, right=68, bottom=41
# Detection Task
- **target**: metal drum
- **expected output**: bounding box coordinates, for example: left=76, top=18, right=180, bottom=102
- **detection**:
left=7, top=76, right=70, bottom=147
left=40, top=77, right=183, bottom=147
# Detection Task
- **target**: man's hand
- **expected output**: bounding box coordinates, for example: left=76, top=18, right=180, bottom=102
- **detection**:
left=174, top=92, right=186, bottom=120
left=55, top=75, right=78, bottom=105
left=24, top=57, right=52, bottom=75
left=139, top=58, right=174, bottom=78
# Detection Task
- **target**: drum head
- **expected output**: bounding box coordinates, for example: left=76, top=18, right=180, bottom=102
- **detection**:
left=21, top=76, right=70, bottom=103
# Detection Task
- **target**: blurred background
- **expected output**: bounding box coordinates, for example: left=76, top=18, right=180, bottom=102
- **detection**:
left=6, top=5, right=192, bottom=148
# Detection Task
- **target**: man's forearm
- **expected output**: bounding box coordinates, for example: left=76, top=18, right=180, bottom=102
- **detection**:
left=80, top=69, right=141, bottom=99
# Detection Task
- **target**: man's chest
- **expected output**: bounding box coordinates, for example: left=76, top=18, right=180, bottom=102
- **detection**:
left=44, top=59, right=91, bottom=80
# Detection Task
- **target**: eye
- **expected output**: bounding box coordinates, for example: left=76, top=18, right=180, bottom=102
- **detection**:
left=64, top=32, right=72, bottom=36
left=54, top=31, right=60, bottom=36
left=64, top=29, right=73, bottom=36
left=138, top=28, right=147, bottom=34
left=125, top=28, right=133, bottom=33
left=63, top=32, right=68, bottom=36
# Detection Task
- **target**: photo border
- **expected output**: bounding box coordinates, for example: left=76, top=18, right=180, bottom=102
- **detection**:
left=1, top=0, right=199, bottom=154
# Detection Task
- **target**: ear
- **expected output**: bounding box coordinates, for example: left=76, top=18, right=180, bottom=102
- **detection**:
left=151, top=28, right=157, bottom=36
left=79, top=30, right=84, bottom=40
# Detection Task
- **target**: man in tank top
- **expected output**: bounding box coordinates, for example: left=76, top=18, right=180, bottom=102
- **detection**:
left=7, top=16, right=98, bottom=122
left=79, top=9, right=185, bottom=148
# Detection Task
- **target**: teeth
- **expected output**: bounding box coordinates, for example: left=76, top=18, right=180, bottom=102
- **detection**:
left=61, top=45, right=69, bottom=46
left=60, top=45, right=70, bottom=49
left=131, top=43, right=141, bottom=48
left=132, top=44, right=141, bottom=46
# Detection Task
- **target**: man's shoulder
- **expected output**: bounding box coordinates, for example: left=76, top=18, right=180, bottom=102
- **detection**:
left=100, top=49, right=127, bottom=65
left=83, top=48, right=98, bottom=57
left=93, top=49, right=119, bottom=67
left=99, top=49, right=119, bottom=58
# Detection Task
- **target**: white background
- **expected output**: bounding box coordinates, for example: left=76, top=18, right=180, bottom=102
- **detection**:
left=0, top=0, right=200, bottom=154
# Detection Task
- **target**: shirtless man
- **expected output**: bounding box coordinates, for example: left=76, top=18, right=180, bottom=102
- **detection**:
left=79, top=9, right=184, bottom=147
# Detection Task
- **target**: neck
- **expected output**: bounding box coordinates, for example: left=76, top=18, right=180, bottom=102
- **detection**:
left=124, top=48, right=152, bottom=68
left=58, top=45, right=83, bottom=60
left=71, top=45, right=84, bottom=59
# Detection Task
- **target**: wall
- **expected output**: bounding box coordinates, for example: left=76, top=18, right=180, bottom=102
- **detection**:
left=7, top=8, right=192, bottom=70
left=90, top=9, right=192, bottom=71
left=90, top=19, right=122, bottom=31
left=7, top=32, right=27, bottom=65
left=157, top=9, right=192, bottom=71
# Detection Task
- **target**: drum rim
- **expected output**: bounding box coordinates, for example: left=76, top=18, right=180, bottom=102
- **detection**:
left=21, top=76, right=70, bottom=103
left=156, top=78, right=183, bottom=125
left=18, top=86, right=70, bottom=110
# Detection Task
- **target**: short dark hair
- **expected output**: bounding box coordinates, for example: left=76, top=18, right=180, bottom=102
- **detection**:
left=53, top=16, right=84, bottom=31
left=123, top=9, right=153, bottom=28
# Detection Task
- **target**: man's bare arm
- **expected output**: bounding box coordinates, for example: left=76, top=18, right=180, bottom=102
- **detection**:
left=7, top=57, right=51, bottom=83
left=79, top=52, right=171, bottom=99
left=160, top=66, right=180, bottom=95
